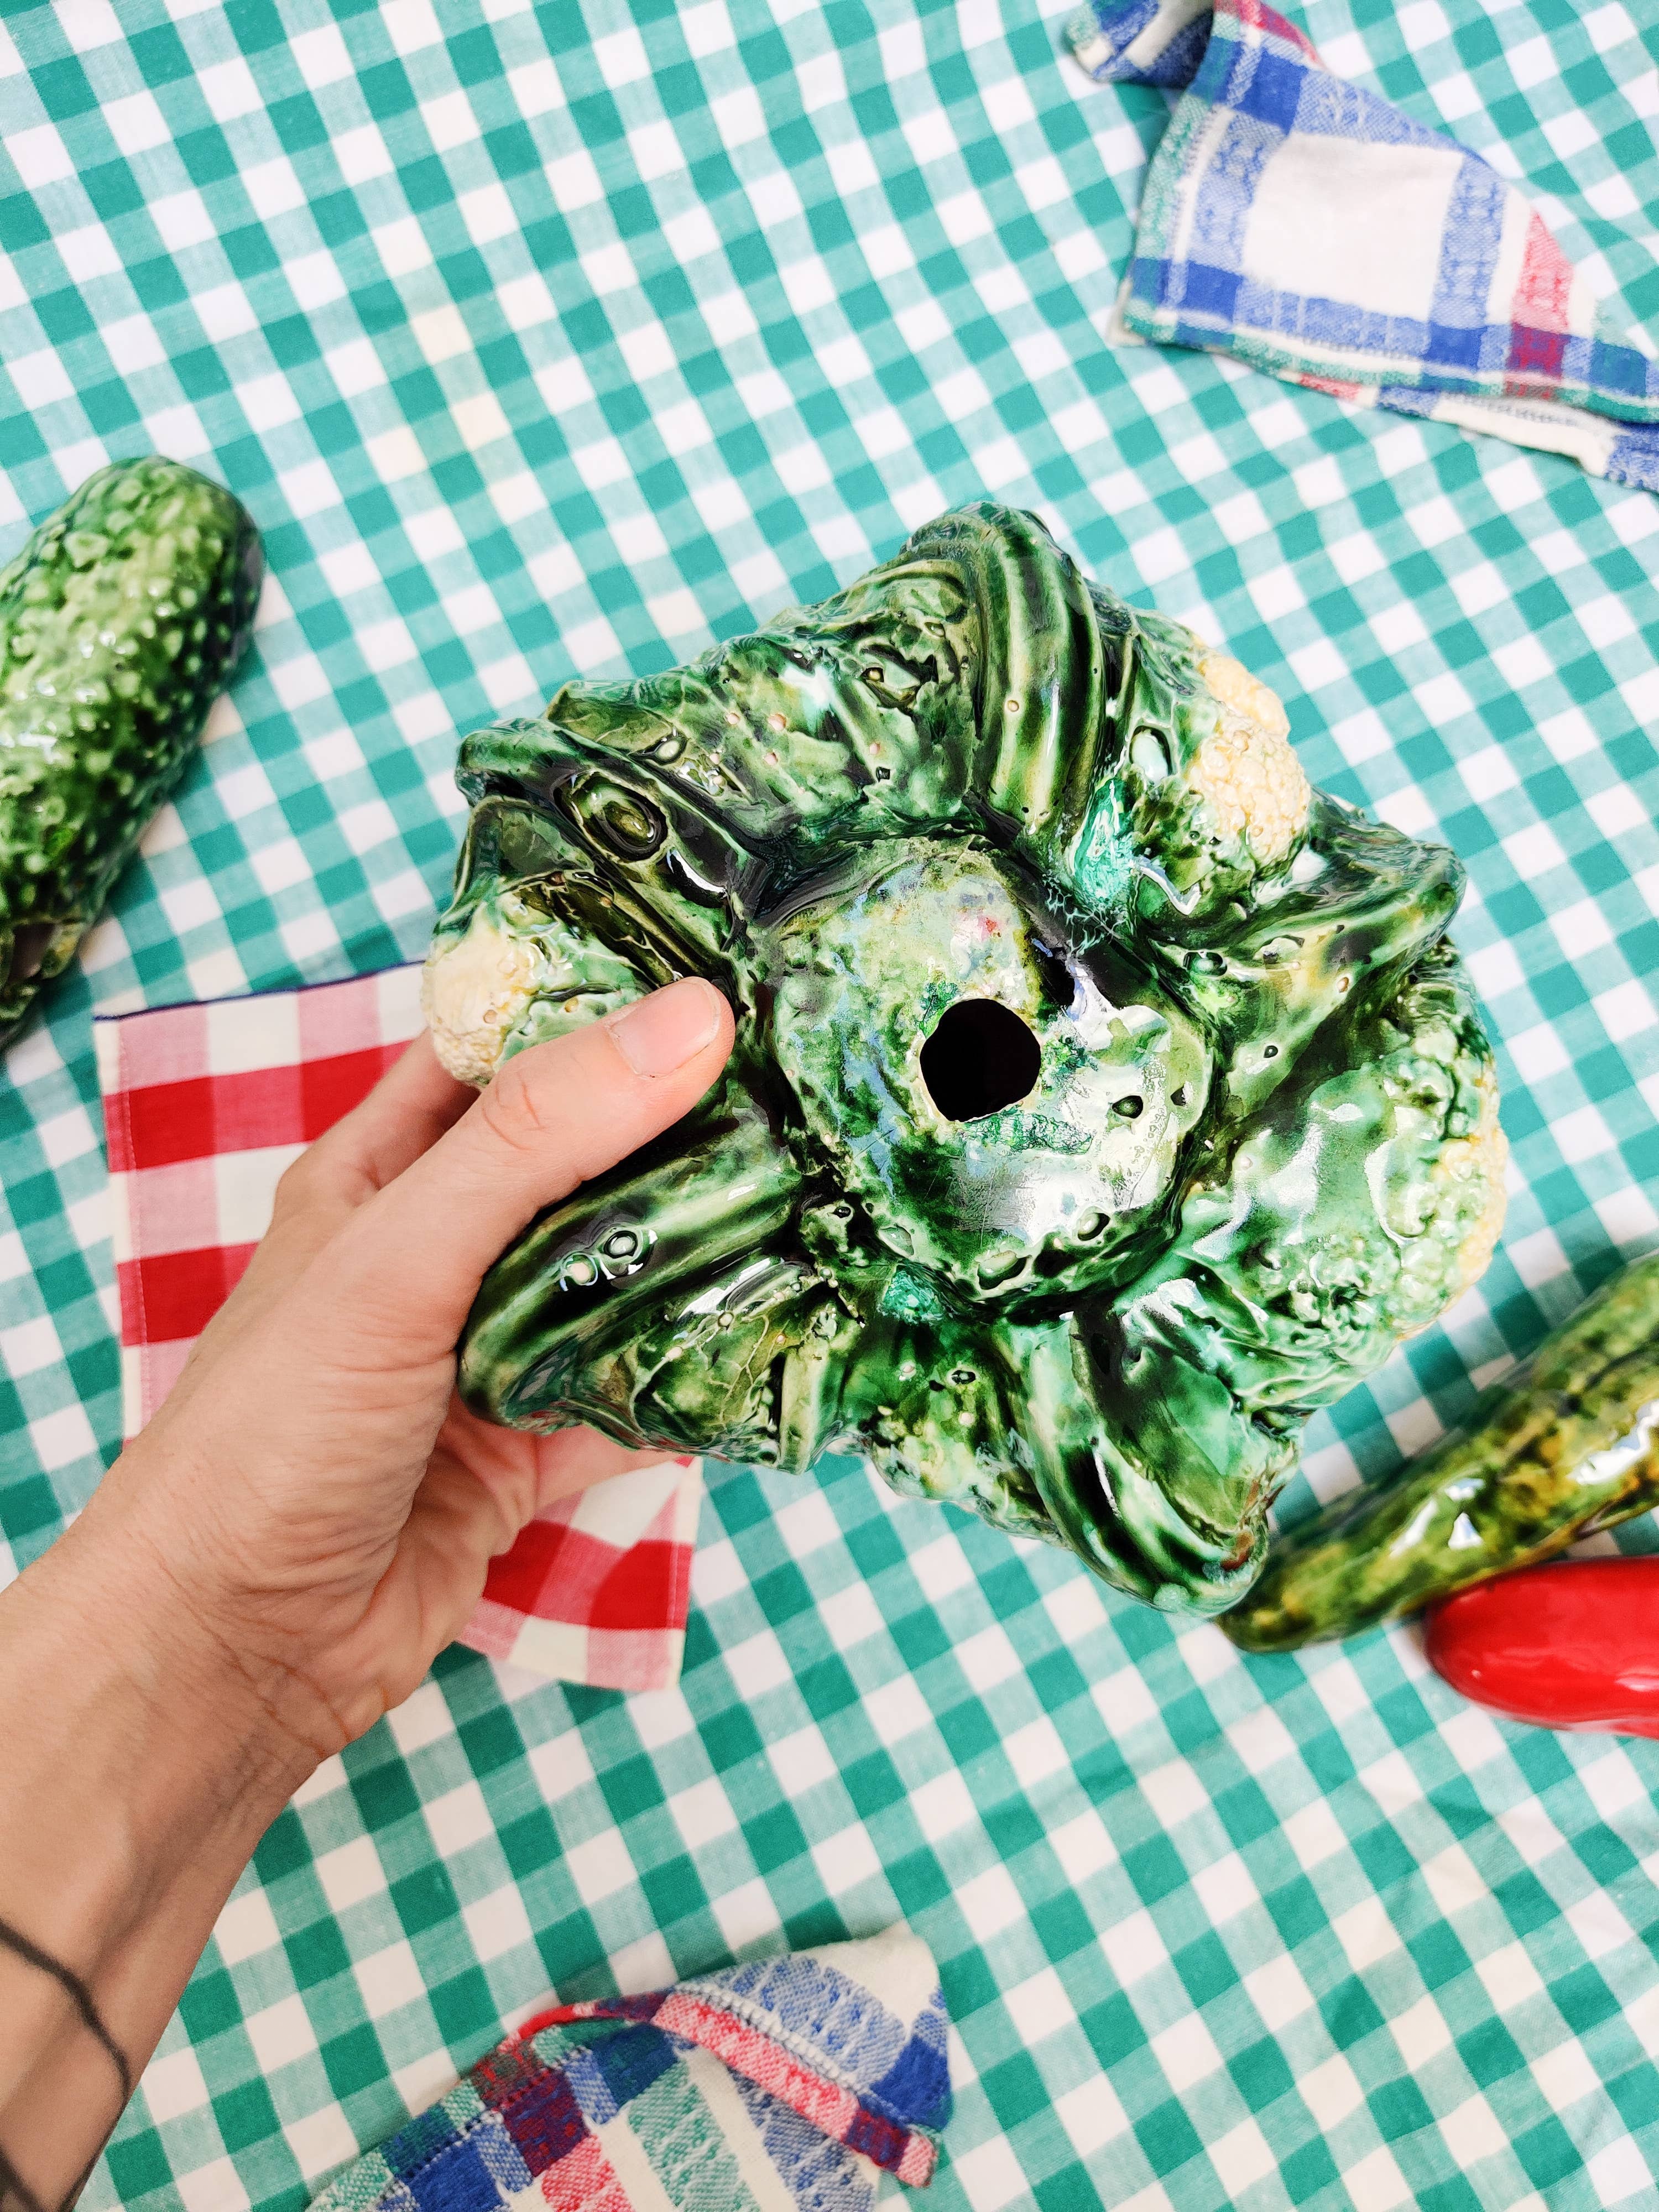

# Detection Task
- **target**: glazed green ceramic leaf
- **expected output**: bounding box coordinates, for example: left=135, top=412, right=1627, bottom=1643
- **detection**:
left=427, top=504, right=1506, bottom=1615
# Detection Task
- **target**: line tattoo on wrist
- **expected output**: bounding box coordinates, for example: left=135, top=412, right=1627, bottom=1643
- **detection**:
left=0, top=1916, right=131, bottom=2101
left=0, top=1913, right=132, bottom=2212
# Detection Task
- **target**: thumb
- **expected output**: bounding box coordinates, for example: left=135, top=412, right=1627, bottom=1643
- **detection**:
left=312, top=977, right=733, bottom=1362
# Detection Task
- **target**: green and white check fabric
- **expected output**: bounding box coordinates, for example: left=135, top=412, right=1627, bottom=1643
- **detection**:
left=1, top=2, right=1657, bottom=2207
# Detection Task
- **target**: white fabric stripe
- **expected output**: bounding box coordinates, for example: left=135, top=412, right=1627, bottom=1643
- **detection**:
left=1485, top=189, right=1533, bottom=331
left=372, top=962, right=425, bottom=1040
left=677, top=1931, right=938, bottom=2108
left=1168, top=100, right=1233, bottom=274
left=797, top=1932, right=938, bottom=2034
left=669, top=1459, right=705, bottom=1548
left=1565, top=259, right=1601, bottom=342
left=503, top=1615, right=588, bottom=1678
left=680, top=2041, right=830, bottom=2211
left=1426, top=394, right=1620, bottom=473
left=213, top=1142, right=303, bottom=1247
left=593, top=2103, right=685, bottom=2212
left=568, top=1456, right=690, bottom=1543
left=205, top=989, right=300, bottom=1074
left=1123, top=0, right=1213, bottom=71
left=103, top=1144, right=300, bottom=1261
left=1242, top=137, right=1460, bottom=322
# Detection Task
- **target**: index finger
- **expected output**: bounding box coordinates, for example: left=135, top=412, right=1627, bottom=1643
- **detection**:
left=276, top=1029, right=477, bottom=1231
left=192, top=1033, right=478, bottom=1375
left=301, top=979, right=734, bottom=1367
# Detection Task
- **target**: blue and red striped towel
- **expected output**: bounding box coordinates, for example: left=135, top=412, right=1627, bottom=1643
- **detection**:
left=309, top=1930, right=950, bottom=2210
left=1069, top=0, right=1659, bottom=492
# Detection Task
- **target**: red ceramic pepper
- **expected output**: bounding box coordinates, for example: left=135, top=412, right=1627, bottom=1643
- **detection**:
left=1426, top=1558, right=1659, bottom=1737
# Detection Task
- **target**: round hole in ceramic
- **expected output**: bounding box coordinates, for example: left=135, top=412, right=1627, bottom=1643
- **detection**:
left=919, top=998, right=1041, bottom=1123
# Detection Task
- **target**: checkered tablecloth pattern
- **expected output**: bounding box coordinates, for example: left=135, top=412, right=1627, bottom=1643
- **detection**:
left=1, top=1, right=1657, bottom=2206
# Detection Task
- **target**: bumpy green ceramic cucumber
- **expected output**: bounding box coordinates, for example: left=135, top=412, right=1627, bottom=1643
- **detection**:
left=424, top=503, right=1506, bottom=1614
left=1223, top=1251, right=1659, bottom=1650
left=0, top=458, right=262, bottom=1047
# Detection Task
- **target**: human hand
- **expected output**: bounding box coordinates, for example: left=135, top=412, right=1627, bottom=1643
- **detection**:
left=75, top=975, right=734, bottom=1770
left=0, top=979, right=731, bottom=2193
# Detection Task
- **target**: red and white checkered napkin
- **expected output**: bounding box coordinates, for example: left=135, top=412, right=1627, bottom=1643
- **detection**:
left=93, top=966, right=702, bottom=1695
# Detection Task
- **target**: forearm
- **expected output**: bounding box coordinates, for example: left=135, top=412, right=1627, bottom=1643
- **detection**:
left=0, top=1499, right=312, bottom=2208
left=0, top=1002, right=731, bottom=2205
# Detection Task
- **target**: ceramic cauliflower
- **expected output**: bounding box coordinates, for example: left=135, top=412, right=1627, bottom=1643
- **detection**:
left=425, top=505, right=1505, bottom=1614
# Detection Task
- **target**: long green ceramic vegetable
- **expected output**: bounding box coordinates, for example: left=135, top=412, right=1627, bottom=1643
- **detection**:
left=1223, top=1251, right=1659, bottom=1650
left=0, top=457, right=262, bottom=1047
left=424, top=503, right=1506, bottom=1614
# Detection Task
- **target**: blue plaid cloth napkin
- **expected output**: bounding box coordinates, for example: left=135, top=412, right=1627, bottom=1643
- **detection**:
left=310, top=1932, right=950, bottom=2211
left=1067, top=0, right=1659, bottom=492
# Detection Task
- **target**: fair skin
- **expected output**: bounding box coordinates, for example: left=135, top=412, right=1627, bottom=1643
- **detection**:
left=0, top=977, right=734, bottom=2211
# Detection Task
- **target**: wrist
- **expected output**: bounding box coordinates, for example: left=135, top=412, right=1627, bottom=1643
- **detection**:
left=0, top=1486, right=315, bottom=2198
left=11, top=1494, right=319, bottom=1850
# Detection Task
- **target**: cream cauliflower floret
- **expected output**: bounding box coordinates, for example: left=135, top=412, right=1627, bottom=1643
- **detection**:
left=421, top=903, right=543, bottom=1086
left=1438, top=1067, right=1510, bottom=1298
left=1199, top=650, right=1290, bottom=741
left=422, top=893, right=646, bottom=1086
left=1188, top=650, right=1311, bottom=868
left=1380, top=1059, right=1509, bottom=1338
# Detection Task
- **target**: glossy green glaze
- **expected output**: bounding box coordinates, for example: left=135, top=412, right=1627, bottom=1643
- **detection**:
left=428, top=504, right=1505, bottom=1613
left=1224, top=1251, right=1659, bottom=1651
left=0, top=459, right=262, bottom=1046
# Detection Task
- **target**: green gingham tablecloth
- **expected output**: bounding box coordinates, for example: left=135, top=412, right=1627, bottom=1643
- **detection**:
left=2, top=2, right=1658, bottom=2206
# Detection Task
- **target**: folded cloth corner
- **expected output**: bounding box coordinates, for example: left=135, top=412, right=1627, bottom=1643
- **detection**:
left=309, top=1929, right=952, bottom=2211
left=93, top=964, right=702, bottom=1696
left=1067, top=0, right=1659, bottom=493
